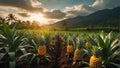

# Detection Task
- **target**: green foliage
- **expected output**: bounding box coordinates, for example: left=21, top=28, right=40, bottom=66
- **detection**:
left=0, top=23, right=119, bottom=68
left=89, top=31, right=120, bottom=67
left=15, top=34, right=52, bottom=67
left=0, top=23, right=25, bottom=68
left=91, top=46, right=102, bottom=57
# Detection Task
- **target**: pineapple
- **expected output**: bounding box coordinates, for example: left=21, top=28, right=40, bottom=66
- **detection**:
left=38, top=45, right=47, bottom=56
left=50, top=39, right=56, bottom=46
left=67, top=45, right=73, bottom=53
left=73, top=47, right=84, bottom=61
left=59, top=36, right=65, bottom=42
left=85, top=41, right=91, bottom=48
left=90, top=46, right=102, bottom=68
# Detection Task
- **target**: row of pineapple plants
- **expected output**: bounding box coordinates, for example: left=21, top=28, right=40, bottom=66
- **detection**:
left=0, top=23, right=120, bottom=68
left=64, top=31, right=120, bottom=68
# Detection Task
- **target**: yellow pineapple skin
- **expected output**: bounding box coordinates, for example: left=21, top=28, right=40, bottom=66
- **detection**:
left=73, top=48, right=84, bottom=61
left=90, top=55, right=102, bottom=68
left=38, top=45, right=47, bottom=56
left=86, top=42, right=91, bottom=48
left=67, top=45, right=73, bottom=53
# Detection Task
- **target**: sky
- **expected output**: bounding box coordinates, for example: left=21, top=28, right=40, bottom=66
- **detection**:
left=0, top=0, right=120, bottom=25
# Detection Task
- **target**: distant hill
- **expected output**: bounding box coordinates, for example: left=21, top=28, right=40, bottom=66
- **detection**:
left=48, top=7, right=120, bottom=29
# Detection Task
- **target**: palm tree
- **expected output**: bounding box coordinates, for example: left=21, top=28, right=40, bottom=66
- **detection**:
left=6, top=14, right=17, bottom=25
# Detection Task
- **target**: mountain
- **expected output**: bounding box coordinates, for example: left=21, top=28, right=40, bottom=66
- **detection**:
left=48, top=7, right=120, bottom=28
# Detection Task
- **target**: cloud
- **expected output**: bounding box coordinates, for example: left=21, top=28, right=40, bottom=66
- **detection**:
left=0, top=11, right=9, bottom=18
left=0, top=0, right=43, bottom=12
left=0, top=6, right=19, bottom=13
left=64, top=0, right=120, bottom=18
left=92, top=0, right=120, bottom=9
left=18, top=13, right=30, bottom=17
left=1, top=0, right=120, bottom=20
left=64, top=4, right=95, bottom=18
left=44, top=10, right=66, bottom=19
left=31, top=0, right=42, bottom=8
left=0, top=0, right=31, bottom=9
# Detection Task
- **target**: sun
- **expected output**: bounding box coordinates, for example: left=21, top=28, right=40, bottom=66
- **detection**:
left=29, top=13, right=48, bottom=25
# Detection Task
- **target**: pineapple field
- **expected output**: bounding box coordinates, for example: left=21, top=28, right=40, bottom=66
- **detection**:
left=0, top=23, right=120, bottom=68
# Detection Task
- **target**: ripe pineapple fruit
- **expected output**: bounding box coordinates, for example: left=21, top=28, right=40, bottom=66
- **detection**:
left=73, top=47, right=84, bottom=61
left=85, top=41, right=91, bottom=48
left=67, top=45, right=73, bottom=53
left=38, top=45, right=47, bottom=56
left=90, top=46, right=102, bottom=68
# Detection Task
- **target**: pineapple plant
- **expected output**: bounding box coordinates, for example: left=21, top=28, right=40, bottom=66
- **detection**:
left=0, top=23, right=26, bottom=68
left=89, top=31, right=120, bottom=67
left=90, top=46, right=102, bottom=68
left=66, top=36, right=75, bottom=58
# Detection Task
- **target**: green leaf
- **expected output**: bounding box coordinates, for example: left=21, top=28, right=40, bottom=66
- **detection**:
left=9, top=61, right=15, bottom=68
left=17, top=53, right=32, bottom=62
left=45, top=57, right=51, bottom=62
left=111, top=39, right=119, bottom=48
left=109, top=50, right=120, bottom=61
left=30, top=54, right=37, bottom=64
left=20, top=48, right=27, bottom=54
left=0, top=53, right=6, bottom=60
left=82, top=61, right=89, bottom=66
left=88, top=35, right=97, bottom=46
left=31, top=39, right=38, bottom=50
left=37, top=57, right=40, bottom=66
left=97, top=35, right=105, bottom=48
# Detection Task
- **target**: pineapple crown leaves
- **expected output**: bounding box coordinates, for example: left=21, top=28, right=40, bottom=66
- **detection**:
left=89, top=31, right=120, bottom=62
left=96, top=31, right=116, bottom=49
left=76, top=40, right=85, bottom=50
left=89, top=31, right=115, bottom=49
left=39, top=35, right=46, bottom=45
left=66, top=36, right=76, bottom=48
left=92, top=46, right=102, bottom=57
left=67, top=36, right=73, bottom=44
left=88, top=34, right=98, bottom=46
left=75, top=37, right=80, bottom=44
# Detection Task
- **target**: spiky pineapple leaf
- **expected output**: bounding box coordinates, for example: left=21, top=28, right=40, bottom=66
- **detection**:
left=0, top=53, right=6, bottom=60
left=17, top=53, right=32, bottom=62
left=97, top=35, right=105, bottom=48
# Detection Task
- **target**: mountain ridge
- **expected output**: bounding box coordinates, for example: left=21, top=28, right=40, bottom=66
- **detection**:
left=48, top=7, right=120, bottom=28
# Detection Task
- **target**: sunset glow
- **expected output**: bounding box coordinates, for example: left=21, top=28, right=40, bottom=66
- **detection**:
left=29, top=13, right=48, bottom=25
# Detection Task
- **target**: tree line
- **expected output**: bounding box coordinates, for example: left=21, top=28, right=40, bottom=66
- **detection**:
left=0, top=14, right=41, bottom=29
